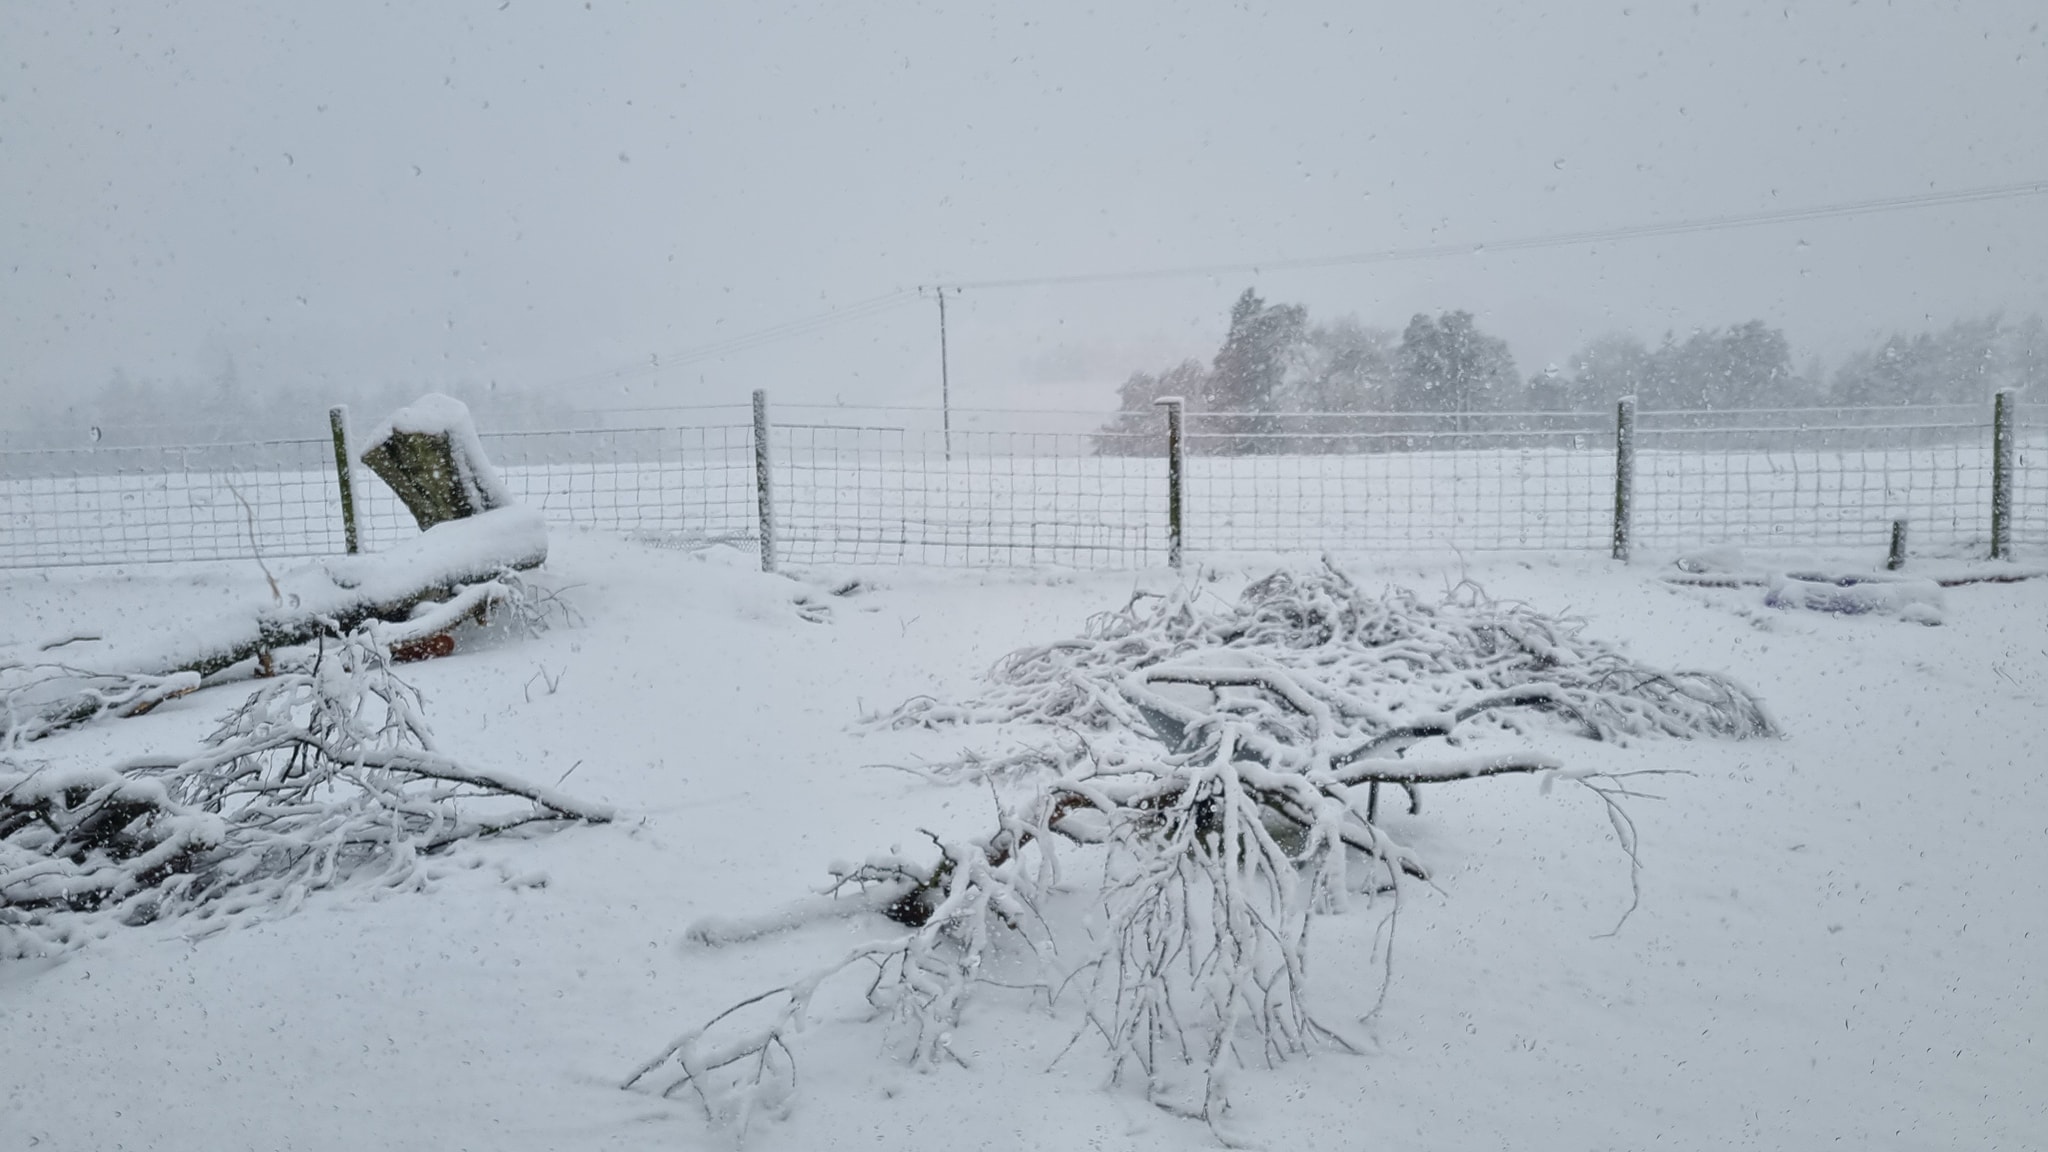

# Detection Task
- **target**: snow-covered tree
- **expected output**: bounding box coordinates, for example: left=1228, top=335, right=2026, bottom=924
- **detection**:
left=1282, top=318, right=1399, bottom=450
left=1391, top=310, right=1522, bottom=415
left=1830, top=313, right=2042, bottom=406
left=1534, top=332, right=1653, bottom=411
left=1202, top=289, right=1308, bottom=451
left=1644, top=321, right=1801, bottom=410
left=1289, top=317, right=1396, bottom=411
left=1093, top=359, right=1209, bottom=454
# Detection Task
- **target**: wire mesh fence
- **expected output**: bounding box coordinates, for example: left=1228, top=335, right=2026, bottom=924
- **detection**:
left=488, top=425, right=757, bottom=551
left=1633, top=405, right=1999, bottom=553
left=774, top=424, right=1162, bottom=566
left=0, top=397, right=2037, bottom=570
left=2016, top=414, right=2048, bottom=552
left=348, top=425, right=763, bottom=554
left=1181, top=411, right=1614, bottom=554
left=0, top=425, right=762, bottom=567
left=0, top=439, right=347, bottom=567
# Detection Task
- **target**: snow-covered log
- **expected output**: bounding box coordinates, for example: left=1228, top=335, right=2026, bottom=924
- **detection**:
left=1764, top=572, right=1945, bottom=624
left=2, top=506, right=549, bottom=744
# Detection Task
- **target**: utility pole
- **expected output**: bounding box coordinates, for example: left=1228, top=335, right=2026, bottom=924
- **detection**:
left=931, top=286, right=954, bottom=460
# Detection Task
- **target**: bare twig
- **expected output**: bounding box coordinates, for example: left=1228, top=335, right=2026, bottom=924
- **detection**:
left=223, top=482, right=282, bottom=606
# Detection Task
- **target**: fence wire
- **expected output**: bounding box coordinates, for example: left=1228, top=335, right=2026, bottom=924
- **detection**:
left=1, top=400, right=2037, bottom=570
left=774, top=425, right=1162, bottom=566
left=483, top=425, right=756, bottom=552
left=1633, top=406, right=1996, bottom=553
left=2017, top=417, right=2048, bottom=552
left=1182, top=412, right=1614, bottom=554
left=0, top=439, right=345, bottom=567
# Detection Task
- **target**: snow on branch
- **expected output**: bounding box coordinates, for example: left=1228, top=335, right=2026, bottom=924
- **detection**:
left=887, top=564, right=1775, bottom=748
left=633, top=564, right=1774, bottom=1142
left=629, top=827, right=1052, bottom=1139
left=1, top=507, right=552, bottom=746
left=2, top=624, right=609, bottom=959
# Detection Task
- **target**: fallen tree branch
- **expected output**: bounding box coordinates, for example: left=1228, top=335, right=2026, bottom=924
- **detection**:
left=3, top=623, right=606, bottom=958
left=1, top=509, right=551, bottom=745
left=1663, top=567, right=2046, bottom=589
left=637, top=564, right=1766, bottom=1141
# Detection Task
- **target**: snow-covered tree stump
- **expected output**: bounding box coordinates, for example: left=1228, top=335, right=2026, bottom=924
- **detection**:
left=359, top=393, right=516, bottom=531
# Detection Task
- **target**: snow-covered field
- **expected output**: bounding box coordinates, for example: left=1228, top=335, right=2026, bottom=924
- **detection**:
left=3, top=532, right=2046, bottom=1151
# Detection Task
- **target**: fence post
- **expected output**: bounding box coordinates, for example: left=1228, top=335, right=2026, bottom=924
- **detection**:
left=1156, top=396, right=1185, bottom=570
left=1887, top=519, right=1908, bottom=571
left=753, top=388, right=778, bottom=574
left=1990, top=389, right=2014, bottom=561
left=327, top=404, right=360, bottom=555
left=1611, top=395, right=1637, bottom=562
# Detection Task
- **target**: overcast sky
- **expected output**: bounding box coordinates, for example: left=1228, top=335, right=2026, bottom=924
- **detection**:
left=3, top=1, right=2044, bottom=419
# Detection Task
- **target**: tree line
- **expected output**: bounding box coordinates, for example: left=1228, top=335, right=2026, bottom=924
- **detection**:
left=1099, top=288, right=2045, bottom=452
left=9, top=365, right=589, bottom=450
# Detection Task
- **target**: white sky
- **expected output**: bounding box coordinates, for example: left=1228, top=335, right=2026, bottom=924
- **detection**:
left=3, top=1, right=2044, bottom=417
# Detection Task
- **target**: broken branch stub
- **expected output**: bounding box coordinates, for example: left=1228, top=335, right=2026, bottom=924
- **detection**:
left=358, top=393, right=514, bottom=531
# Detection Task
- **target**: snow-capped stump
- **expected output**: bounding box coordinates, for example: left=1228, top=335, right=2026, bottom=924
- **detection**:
left=359, top=392, right=517, bottom=531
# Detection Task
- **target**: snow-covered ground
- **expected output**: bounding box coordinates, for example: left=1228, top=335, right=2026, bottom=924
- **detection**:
left=3, top=532, right=2044, bottom=1151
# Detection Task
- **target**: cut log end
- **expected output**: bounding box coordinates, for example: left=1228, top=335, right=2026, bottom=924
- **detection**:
left=391, top=633, right=457, bottom=663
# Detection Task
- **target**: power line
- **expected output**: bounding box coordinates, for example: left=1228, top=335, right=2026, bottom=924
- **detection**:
left=539, top=177, right=2045, bottom=394
left=947, top=178, right=2048, bottom=292
left=544, top=290, right=920, bottom=391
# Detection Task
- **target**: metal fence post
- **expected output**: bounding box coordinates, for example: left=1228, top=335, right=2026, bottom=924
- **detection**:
left=327, top=404, right=360, bottom=554
left=1887, top=518, right=1908, bottom=571
left=1611, top=395, right=1637, bottom=562
left=1156, top=396, right=1185, bottom=569
left=1990, top=389, right=2015, bottom=560
left=753, top=388, right=778, bottom=573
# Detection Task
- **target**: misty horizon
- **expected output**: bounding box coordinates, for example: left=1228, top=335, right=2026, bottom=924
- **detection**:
left=3, top=3, right=2044, bottom=424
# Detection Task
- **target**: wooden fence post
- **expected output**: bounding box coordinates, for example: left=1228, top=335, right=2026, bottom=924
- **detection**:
left=1612, top=396, right=1637, bottom=562
left=1990, top=389, right=2014, bottom=561
left=753, top=389, right=777, bottom=573
left=1156, top=396, right=1185, bottom=570
left=328, top=405, right=359, bottom=554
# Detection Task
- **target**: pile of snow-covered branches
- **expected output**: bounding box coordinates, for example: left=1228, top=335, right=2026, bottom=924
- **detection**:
left=2, top=621, right=610, bottom=958
left=889, top=565, right=1773, bottom=750
left=632, top=564, right=1774, bottom=1141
